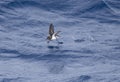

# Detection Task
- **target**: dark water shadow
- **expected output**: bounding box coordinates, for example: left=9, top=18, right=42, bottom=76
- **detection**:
left=103, top=52, right=120, bottom=60
left=100, top=38, right=120, bottom=46
left=58, top=49, right=96, bottom=54
left=74, top=39, right=85, bottom=43
left=114, top=46, right=120, bottom=50
left=47, top=41, right=63, bottom=49
left=17, top=53, right=91, bottom=61
left=0, top=48, right=20, bottom=54
left=0, top=47, right=97, bottom=61
left=0, top=48, right=21, bottom=59
left=1, top=77, right=26, bottom=82
left=47, top=46, right=60, bottom=49
left=68, top=75, right=91, bottom=82
left=46, top=61, right=65, bottom=74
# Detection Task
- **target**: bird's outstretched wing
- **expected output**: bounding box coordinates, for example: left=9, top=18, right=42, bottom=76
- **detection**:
left=55, top=31, right=61, bottom=36
left=49, top=23, right=54, bottom=35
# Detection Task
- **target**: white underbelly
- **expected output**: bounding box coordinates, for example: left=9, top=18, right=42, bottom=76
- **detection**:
left=51, top=35, right=56, bottom=40
left=51, top=34, right=57, bottom=40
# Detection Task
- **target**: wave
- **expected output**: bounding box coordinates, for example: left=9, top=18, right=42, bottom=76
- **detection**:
left=0, top=0, right=119, bottom=24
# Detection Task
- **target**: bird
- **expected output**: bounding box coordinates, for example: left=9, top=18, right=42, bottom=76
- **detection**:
left=47, top=23, right=61, bottom=43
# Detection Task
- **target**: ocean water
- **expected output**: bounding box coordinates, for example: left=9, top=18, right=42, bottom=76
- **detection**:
left=0, top=0, right=120, bottom=82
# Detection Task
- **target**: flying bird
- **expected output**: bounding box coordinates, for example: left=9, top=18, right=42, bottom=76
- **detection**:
left=47, top=23, right=61, bottom=43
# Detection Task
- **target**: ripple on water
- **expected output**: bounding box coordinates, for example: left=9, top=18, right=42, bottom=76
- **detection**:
left=68, top=75, right=91, bottom=82
left=74, top=39, right=85, bottom=43
left=1, top=77, right=27, bottom=82
left=47, top=61, right=65, bottom=74
left=0, top=53, right=19, bottom=58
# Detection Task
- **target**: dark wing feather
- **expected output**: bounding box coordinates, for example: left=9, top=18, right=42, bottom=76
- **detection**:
left=49, top=24, right=54, bottom=35
left=55, top=31, right=61, bottom=36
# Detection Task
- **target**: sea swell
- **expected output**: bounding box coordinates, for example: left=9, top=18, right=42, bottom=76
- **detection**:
left=0, top=0, right=120, bottom=24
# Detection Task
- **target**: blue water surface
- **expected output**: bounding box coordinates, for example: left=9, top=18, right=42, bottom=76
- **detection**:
left=0, top=0, right=120, bottom=82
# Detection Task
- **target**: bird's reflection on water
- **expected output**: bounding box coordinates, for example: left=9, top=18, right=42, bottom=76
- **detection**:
left=47, top=42, right=63, bottom=49
left=47, top=45, right=60, bottom=49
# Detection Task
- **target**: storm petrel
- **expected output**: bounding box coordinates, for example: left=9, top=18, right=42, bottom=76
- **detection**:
left=47, top=23, right=61, bottom=43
